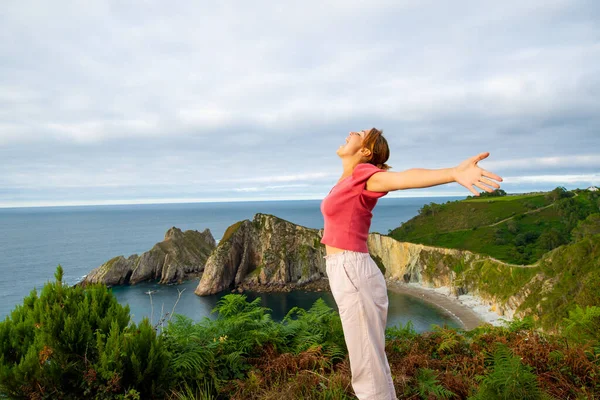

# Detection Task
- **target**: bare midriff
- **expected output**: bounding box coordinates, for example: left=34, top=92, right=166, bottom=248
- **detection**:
left=325, top=245, right=349, bottom=256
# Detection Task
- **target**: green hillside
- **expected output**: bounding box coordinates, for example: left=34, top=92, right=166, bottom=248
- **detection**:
left=516, top=232, right=600, bottom=330
left=389, top=187, right=600, bottom=264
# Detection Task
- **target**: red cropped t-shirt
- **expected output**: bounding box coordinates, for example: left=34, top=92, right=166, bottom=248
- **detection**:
left=320, top=163, right=388, bottom=253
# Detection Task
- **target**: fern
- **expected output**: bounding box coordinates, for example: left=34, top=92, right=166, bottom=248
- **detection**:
left=506, top=316, right=535, bottom=333
left=170, top=380, right=216, bottom=400
left=281, top=298, right=346, bottom=362
left=414, top=368, right=455, bottom=399
left=470, top=344, right=545, bottom=400
left=432, top=325, right=463, bottom=354
left=385, top=320, right=418, bottom=341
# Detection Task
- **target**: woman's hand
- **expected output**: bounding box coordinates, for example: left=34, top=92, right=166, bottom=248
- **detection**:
left=452, top=152, right=503, bottom=196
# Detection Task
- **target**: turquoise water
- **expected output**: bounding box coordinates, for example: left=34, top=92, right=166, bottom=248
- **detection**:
left=0, top=197, right=464, bottom=330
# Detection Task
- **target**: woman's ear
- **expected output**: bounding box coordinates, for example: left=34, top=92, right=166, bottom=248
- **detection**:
left=360, top=147, right=372, bottom=159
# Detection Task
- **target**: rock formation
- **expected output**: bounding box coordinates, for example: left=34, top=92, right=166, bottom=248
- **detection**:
left=194, top=214, right=326, bottom=295
left=79, top=227, right=216, bottom=286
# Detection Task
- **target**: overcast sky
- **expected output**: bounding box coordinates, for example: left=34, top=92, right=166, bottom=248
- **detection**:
left=1, top=0, right=599, bottom=208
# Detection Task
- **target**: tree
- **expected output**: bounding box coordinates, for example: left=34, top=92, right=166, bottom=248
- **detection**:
left=479, top=189, right=507, bottom=198
left=545, top=186, right=574, bottom=202
left=419, top=203, right=431, bottom=216
left=538, top=229, right=567, bottom=251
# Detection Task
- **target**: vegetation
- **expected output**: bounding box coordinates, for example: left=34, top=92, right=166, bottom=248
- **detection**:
left=390, top=187, right=600, bottom=264
left=466, top=188, right=507, bottom=199
left=220, top=221, right=244, bottom=244
left=2, top=274, right=599, bottom=399
left=0, top=266, right=169, bottom=399
left=2, top=187, right=599, bottom=398
left=515, top=233, right=600, bottom=330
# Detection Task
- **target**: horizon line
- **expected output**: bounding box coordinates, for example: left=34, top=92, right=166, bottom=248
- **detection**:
left=0, top=188, right=573, bottom=210
left=0, top=192, right=474, bottom=209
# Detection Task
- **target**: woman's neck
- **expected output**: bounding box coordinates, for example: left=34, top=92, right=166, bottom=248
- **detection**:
left=339, top=159, right=361, bottom=181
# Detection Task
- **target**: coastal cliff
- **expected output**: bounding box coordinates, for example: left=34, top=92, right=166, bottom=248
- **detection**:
left=80, top=227, right=216, bottom=286
left=194, top=214, right=326, bottom=295
left=367, top=233, right=537, bottom=319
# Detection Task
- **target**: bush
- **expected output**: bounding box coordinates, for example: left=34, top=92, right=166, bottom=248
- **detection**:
left=506, top=220, right=519, bottom=234
left=0, top=266, right=171, bottom=399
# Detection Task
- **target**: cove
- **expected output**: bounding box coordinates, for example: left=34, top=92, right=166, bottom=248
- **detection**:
left=110, top=279, right=461, bottom=332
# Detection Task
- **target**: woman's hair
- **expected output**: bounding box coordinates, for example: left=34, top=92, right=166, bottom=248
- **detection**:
left=362, top=128, right=391, bottom=170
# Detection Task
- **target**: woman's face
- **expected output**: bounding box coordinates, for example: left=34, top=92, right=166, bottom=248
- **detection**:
left=336, top=129, right=366, bottom=158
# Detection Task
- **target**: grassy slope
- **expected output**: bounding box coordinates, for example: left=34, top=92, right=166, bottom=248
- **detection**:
left=389, top=190, right=598, bottom=264
left=391, top=193, right=550, bottom=238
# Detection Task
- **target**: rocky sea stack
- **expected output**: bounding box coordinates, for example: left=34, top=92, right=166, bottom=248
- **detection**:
left=194, top=213, right=327, bottom=296
left=79, top=227, right=216, bottom=287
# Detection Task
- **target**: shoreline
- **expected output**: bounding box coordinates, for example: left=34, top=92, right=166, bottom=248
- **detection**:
left=385, top=279, right=509, bottom=330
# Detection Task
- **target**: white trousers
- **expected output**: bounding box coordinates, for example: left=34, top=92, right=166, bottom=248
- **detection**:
left=325, top=251, right=397, bottom=400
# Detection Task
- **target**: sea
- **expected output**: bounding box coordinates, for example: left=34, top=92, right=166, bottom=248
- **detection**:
left=0, top=197, right=465, bottom=332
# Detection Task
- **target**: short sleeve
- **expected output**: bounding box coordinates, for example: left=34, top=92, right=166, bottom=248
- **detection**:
left=351, top=163, right=388, bottom=198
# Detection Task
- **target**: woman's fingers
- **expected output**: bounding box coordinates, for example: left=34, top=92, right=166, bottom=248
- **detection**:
left=480, top=177, right=500, bottom=189
left=474, top=181, right=494, bottom=193
left=462, top=183, right=479, bottom=196
left=481, top=169, right=503, bottom=182
left=472, top=152, right=490, bottom=163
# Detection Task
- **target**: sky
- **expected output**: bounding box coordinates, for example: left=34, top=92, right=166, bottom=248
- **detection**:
left=1, top=0, right=599, bottom=208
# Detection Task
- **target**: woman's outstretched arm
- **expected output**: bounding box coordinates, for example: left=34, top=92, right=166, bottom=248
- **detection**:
left=366, top=152, right=503, bottom=196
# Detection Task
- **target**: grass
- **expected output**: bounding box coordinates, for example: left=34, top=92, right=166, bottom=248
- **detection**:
left=390, top=190, right=599, bottom=264
left=390, top=195, right=552, bottom=240
left=462, top=193, right=547, bottom=202
left=221, top=221, right=244, bottom=244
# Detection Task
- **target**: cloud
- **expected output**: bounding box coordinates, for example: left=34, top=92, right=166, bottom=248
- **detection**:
left=483, top=155, right=600, bottom=171
left=503, top=174, right=600, bottom=184
left=225, top=173, right=333, bottom=184
left=233, top=184, right=310, bottom=193
left=1, top=0, right=599, bottom=206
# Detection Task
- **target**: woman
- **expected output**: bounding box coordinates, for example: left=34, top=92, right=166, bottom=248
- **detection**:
left=320, top=128, right=503, bottom=400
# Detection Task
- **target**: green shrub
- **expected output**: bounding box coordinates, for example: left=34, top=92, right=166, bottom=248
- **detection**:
left=562, top=305, right=600, bottom=345
left=412, top=368, right=456, bottom=399
left=469, top=344, right=546, bottom=400
left=0, top=266, right=171, bottom=399
left=281, top=298, right=346, bottom=362
left=163, top=294, right=282, bottom=394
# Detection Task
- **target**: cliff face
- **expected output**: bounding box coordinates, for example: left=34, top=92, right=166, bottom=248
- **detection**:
left=80, top=227, right=216, bottom=287
left=367, top=233, right=538, bottom=319
left=194, top=214, right=326, bottom=296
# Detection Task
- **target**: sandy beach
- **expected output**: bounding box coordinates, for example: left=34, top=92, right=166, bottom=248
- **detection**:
left=386, top=279, right=510, bottom=330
